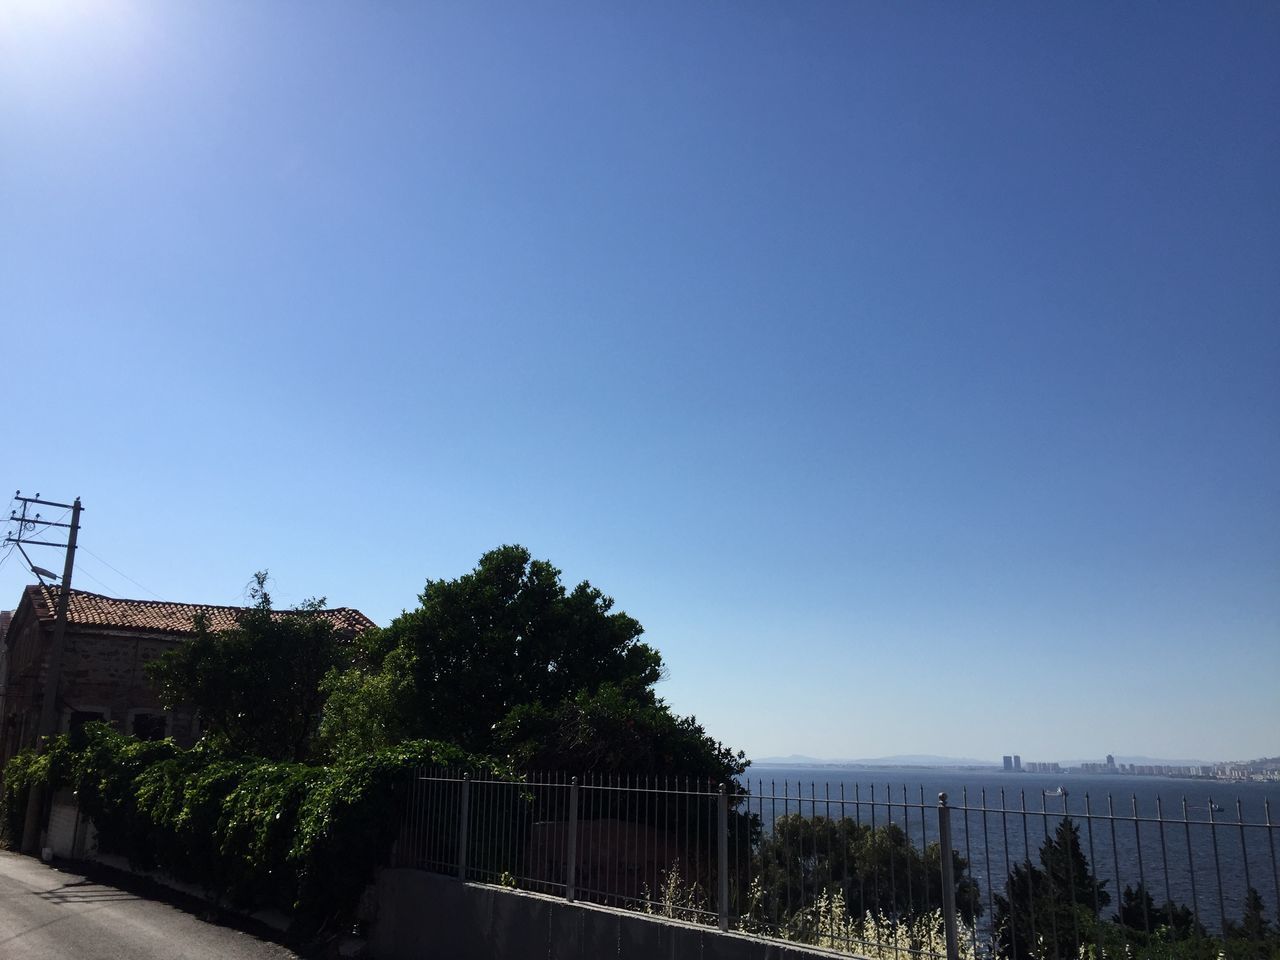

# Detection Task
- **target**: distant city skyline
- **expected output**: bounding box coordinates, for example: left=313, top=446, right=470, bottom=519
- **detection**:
left=753, top=752, right=1273, bottom=768
left=1, top=3, right=1276, bottom=763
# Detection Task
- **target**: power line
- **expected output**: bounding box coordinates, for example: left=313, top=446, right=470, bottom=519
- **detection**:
left=79, top=546, right=165, bottom=600
left=73, top=565, right=117, bottom=594
left=0, top=494, right=35, bottom=575
left=4, top=502, right=73, bottom=583
left=0, top=496, right=15, bottom=574
left=2, top=507, right=71, bottom=583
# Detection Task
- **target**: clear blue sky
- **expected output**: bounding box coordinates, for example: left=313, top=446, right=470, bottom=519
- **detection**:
left=2, top=1, right=1277, bottom=764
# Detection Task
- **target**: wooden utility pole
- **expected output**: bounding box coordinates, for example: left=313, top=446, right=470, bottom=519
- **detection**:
left=7, top=494, right=82, bottom=854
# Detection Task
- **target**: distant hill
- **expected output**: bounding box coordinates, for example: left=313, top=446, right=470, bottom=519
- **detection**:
left=753, top=754, right=1001, bottom=768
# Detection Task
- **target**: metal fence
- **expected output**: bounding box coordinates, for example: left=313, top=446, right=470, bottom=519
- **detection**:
left=390, top=770, right=1280, bottom=960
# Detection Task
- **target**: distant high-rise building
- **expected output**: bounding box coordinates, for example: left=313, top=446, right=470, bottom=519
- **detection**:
left=1013, top=755, right=1022, bottom=772
left=1106, top=754, right=1116, bottom=770
left=1003, top=755, right=1013, bottom=772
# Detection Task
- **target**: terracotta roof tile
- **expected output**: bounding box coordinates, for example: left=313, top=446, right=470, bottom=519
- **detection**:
left=29, top=585, right=376, bottom=636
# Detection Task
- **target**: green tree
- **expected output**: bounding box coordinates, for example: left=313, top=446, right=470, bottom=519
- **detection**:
left=751, top=814, right=982, bottom=937
left=388, top=545, right=660, bottom=749
left=1116, top=882, right=1203, bottom=941
left=1225, top=888, right=1280, bottom=960
left=148, top=572, right=349, bottom=762
left=315, top=645, right=418, bottom=763
left=1239, top=888, right=1274, bottom=942
left=493, top=683, right=745, bottom=783
left=993, top=817, right=1110, bottom=960
left=321, top=546, right=743, bottom=780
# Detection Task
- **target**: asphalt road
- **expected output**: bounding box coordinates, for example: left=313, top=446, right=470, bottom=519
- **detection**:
left=0, top=851, right=302, bottom=960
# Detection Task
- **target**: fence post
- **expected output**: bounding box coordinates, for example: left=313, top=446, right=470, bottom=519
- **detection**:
left=937, top=792, right=960, bottom=960
left=457, top=773, right=471, bottom=881
left=718, top=782, right=730, bottom=932
left=566, top=777, right=579, bottom=903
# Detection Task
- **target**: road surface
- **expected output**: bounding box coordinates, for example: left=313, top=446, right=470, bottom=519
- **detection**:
left=0, top=851, right=301, bottom=960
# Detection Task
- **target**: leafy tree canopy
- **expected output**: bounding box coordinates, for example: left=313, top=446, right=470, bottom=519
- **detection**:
left=493, top=683, right=746, bottom=783
left=321, top=545, right=744, bottom=781
left=148, top=572, right=349, bottom=762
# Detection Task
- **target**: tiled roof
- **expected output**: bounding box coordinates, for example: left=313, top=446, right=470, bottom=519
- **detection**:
left=27, top=585, right=376, bottom=636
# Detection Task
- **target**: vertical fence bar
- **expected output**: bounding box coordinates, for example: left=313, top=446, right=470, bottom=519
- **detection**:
left=1267, top=799, right=1280, bottom=934
left=981, top=788, right=996, bottom=955
left=867, top=782, right=877, bottom=917
left=855, top=782, right=865, bottom=925
left=1237, top=796, right=1253, bottom=906
left=1182, top=797, right=1202, bottom=935
left=626, top=775, right=635, bottom=907
left=841, top=781, right=851, bottom=930
left=782, top=779, right=792, bottom=924
left=1022, top=790, right=1037, bottom=956
left=961, top=785, right=977, bottom=956
left=1133, top=793, right=1151, bottom=936
left=566, top=776, right=579, bottom=902
left=1084, top=794, right=1103, bottom=960
left=718, top=783, right=729, bottom=932
left=938, top=793, right=960, bottom=960
left=1041, top=790, right=1061, bottom=960
left=903, top=784, right=915, bottom=921
left=457, top=773, right=471, bottom=881
left=1156, top=795, right=1173, bottom=919
left=609, top=774, right=616, bottom=904
left=433, top=769, right=441, bottom=868
left=1108, top=794, right=1122, bottom=939
left=479, top=773, right=492, bottom=881
left=1000, top=788, right=1017, bottom=960
left=887, top=784, right=900, bottom=960
left=1210, top=795, right=1227, bottom=935
left=829, top=783, right=839, bottom=952
left=1062, top=791, right=1081, bottom=957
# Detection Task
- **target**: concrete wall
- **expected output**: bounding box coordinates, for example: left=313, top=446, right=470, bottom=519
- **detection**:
left=47, top=791, right=80, bottom=858
left=372, top=869, right=846, bottom=960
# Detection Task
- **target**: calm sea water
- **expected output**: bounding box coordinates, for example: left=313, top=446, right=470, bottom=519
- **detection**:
left=738, top=765, right=1280, bottom=932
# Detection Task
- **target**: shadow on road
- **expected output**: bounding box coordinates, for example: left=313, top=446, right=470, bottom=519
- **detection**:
left=47, top=859, right=306, bottom=948
left=35, top=877, right=140, bottom=904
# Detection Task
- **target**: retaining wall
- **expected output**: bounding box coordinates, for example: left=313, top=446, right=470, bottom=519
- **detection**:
left=372, top=868, right=847, bottom=960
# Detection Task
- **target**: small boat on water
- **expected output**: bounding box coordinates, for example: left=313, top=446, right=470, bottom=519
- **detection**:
left=1209, top=801, right=1225, bottom=813
left=1045, top=786, right=1065, bottom=797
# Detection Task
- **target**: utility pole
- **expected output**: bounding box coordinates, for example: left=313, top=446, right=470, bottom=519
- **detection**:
left=5, top=492, right=82, bottom=855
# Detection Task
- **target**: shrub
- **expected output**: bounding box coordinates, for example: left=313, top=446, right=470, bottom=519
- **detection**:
left=1, top=723, right=490, bottom=935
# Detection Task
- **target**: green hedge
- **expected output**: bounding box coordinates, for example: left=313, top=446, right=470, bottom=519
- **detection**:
left=1, top=723, right=489, bottom=933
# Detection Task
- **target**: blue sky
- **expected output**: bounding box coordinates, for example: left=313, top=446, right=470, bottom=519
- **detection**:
left=2, top=1, right=1277, bottom=764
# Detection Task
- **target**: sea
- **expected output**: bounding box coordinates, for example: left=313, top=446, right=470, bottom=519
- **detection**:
left=737, top=764, right=1280, bottom=933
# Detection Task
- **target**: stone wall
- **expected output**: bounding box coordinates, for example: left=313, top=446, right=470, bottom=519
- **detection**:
left=60, top=628, right=196, bottom=740
left=2, top=623, right=198, bottom=766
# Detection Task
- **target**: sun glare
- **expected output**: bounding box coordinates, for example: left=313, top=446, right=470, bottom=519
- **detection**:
left=0, top=0, right=141, bottom=40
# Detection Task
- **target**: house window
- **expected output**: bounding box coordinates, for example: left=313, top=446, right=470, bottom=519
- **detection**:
left=131, top=712, right=168, bottom=741
left=68, top=710, right=106, bottom=733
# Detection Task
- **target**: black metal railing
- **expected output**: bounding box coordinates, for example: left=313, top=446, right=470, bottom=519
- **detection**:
left=391, top=770, right=1280, bottom=960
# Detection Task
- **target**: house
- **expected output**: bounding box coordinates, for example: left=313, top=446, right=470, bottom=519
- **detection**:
left=0, top=585, right=376, bottom=770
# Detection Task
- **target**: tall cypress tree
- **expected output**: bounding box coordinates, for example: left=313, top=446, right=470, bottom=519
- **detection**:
left=994, top=818, right=1109, bottom=960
